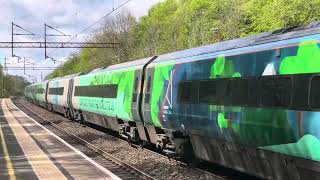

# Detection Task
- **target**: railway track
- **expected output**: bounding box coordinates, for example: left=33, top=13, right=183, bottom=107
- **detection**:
left=14, top=100, right=156, bottom=180
left=14, top=97, right=259, bottom=180
left=95, top=125, right=224, bottom=180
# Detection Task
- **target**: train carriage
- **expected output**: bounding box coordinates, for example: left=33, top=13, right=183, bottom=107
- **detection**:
left=70, top=58, right=154, bottom=141
left=47, top=74, right=79, bottom=115
left=26, top=81, right=48, bottom=107
left=25, top=21, right=320, bottom=179
left=142, top=22, right=320, bottom=179
left=24, top=85, right=32, bottom=101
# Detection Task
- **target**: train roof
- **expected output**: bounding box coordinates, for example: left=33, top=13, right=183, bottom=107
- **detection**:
left=47, top=21, right=320, bottom=78
left=87, top=67, right=107, bottom=74
left=50, top=73, right=81, bottom=81
left=153, top=21, right=320, bottom=63
left=84, top=57, right=153, bottom=74
left=27, top=80, right=48, bottom=87
left=107, top=57, right=152, bottom=70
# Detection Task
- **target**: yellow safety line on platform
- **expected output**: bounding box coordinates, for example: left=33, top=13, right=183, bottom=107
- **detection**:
left=0, top=99, right=17, bottom=180
left=8, top=99, right=121, bottom=180
left=2, top=99, right=68, bottom=180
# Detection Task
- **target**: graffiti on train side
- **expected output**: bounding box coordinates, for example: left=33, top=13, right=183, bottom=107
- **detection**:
left=77, top=69, right=135, bottom=122
left=156, top=39, right=320, bottom=162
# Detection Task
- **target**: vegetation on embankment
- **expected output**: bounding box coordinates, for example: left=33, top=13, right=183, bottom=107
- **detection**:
left=0, top=65, right=30, bottom=97
left=46, top=0, right=320, bottom=79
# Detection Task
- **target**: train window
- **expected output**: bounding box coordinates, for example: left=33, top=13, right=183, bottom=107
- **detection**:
left=144, top=94, right=150, bottom=103
left=134, top=77, right=139, bottom=92
left=260, top=76, right=292, bottom=107
left=146, top=76, right=152, bottom=92
left=216, top=79, right=230, bottom=104
left=74, top=84, right=118, bottom=98
left=180, top=76, right=294, bottom=108
left=132, top=93, right=138, bottom=102
left=36, top=88, right=44, bottom=94
left=247, top=79, right=260, bottom=106
left=309, top=76, right=320, bottom=108
left=49, top=87, right=64, bottom=95
left=133, top=77, right=139, bottom=102
left=199, top=80, right=218, bottom=104
left=230, top=79, right=249, bottom=105
left=179, top=81, right=192, bottom=103
left=291, top=75, right=310, bottom=110
left=215, top=78, right=250, bottom=106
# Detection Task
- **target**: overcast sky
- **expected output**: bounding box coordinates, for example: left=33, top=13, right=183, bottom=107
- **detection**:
left=0, top=0, right=161, bottom=82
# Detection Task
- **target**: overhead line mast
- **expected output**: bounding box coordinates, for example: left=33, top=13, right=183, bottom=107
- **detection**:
left=11, top=22, right=35, bottom=62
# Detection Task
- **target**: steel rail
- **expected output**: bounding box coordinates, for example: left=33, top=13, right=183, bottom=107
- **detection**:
left=17, top=101, right=156, bottom=180
left=16, top=98, right=228, bottom=180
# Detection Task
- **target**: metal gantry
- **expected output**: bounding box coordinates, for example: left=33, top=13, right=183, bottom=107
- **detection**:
left=0, top=22, right=119, bottom=86
left=2, top=22, right=118, bottom=78
left=7, top=22, right=118, bottom=60
left=1, top=0, right=129, bottom=85
left=0, top=41, right=118, bottom=48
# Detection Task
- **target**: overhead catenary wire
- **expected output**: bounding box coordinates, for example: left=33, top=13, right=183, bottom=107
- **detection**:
left=7, top=0, right=132, bottom=80
left=47, top=0, right=132, bottom=56
left=45, top=24, right=70, bottom=36
left=7, top=0, right=132, bottom=76
left=3, top=66, right=79, bottom=71
left=12, top=22, right=35, bottom=36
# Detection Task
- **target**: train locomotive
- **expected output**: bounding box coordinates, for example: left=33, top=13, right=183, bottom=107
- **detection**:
left=25, top=22, right=320, bottom=179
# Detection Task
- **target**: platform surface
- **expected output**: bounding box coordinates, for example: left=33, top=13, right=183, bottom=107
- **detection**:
left=0, top=98, right=121, bottom=180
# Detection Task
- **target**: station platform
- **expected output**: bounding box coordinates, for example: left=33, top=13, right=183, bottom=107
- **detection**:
left=0, top=98, right=121, bottom=180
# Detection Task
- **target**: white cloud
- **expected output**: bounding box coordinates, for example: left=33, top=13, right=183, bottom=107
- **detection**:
left=12, top=0, right=75, bottom=20
left=0, top=0, right=161, bottom=82
left=127, top=0, right=162, bottom=18
left=0, top=1, right=13, bottom=26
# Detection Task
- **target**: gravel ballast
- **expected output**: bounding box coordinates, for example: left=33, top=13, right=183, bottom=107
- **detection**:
left=14, top=97, right=258, bottom=180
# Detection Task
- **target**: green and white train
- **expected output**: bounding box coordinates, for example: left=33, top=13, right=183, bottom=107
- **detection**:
left=25, top=22, right=320, bottom=179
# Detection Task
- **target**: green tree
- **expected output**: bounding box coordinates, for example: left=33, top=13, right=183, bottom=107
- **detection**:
left=46, top=0, right=320, bottom=79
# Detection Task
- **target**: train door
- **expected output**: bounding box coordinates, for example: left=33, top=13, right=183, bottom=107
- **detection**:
left=131, top=71, right=140, bottom=121
left=67, top=78, right=75, bottom=118
left=135, top=56, right=157, bottom=142
left=142, top=67, right=159, bottom=144
left=45, top=81, right=50, bottom=108
left=132, top=68, right=152, bottom=142
left=67, top=78, right=73, bottom=108
left=142, top=69, right=153, bottom=123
